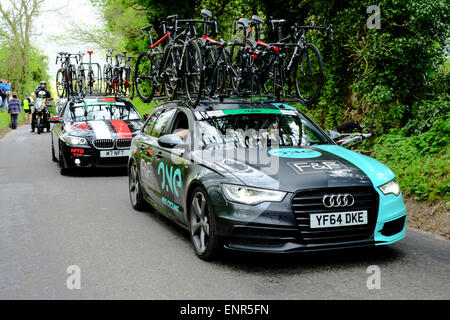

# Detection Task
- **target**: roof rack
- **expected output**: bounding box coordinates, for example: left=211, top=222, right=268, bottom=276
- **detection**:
left=188, top=94, right=306, bottom=106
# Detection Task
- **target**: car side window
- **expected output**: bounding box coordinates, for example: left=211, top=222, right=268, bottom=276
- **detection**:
left=143, top=110, right=161, bottom=135
left=151, top=108, right=177, bottom=138
left=170, top=110, right=190, bottom=142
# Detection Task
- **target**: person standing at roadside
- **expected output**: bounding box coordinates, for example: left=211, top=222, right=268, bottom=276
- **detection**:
left=3, top=80, right=12, bottom=112
left=0, top=80, right=8, bottom=112
left=22, top=93, right=32, bottom=124
left=8, top=92, right=21, bottom=130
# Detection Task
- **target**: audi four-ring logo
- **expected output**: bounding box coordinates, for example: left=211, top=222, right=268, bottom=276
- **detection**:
left=322, top=194, right=355, bottom=208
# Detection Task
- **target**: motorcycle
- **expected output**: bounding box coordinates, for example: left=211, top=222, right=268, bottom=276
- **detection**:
left=31, top=98, right=53, bottom=134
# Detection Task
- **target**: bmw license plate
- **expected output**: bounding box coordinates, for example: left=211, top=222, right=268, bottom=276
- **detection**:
left=100, top=150, right=130, bottom=158
left=310, top=211, right=368, bottom=229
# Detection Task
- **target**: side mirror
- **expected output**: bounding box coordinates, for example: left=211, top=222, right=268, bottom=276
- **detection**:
left=158, top=134, right=183, bottom=149
left=49, top=116, right=62, bottom=123
left=327, top=130, right=341, bottom=141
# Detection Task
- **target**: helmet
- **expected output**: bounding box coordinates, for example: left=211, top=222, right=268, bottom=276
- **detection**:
left=40, top=81, right=46, bottom=86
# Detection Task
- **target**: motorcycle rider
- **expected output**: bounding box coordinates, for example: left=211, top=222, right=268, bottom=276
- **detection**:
left=31, top=81, right=51, bottom=132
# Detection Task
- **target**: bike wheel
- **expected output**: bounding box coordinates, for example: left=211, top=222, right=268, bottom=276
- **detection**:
left=203, top=46, right=217, bottom=97
left=294, top=43, right=324, bottom=105
left=125, top=68, right=135, bottom=100
left=271, top=64, right=292, bottom=99
left=218, top=48, right=232, bottom=95
left=78, top=74, right=86, bottom=95
left=135, top=52, right=155, bottom=102
left=70, top=69, right=77, bottom=96
left=229, top=44, right=243, bottom=93
left=162, top=46, right=179, bottom=100
left=103, top=66, right=112, bottom=96
left=88, top=70, right=95, bottom=94
left=56, top=70, right=65, bottom=98
left=113, top=70, right=121, bottom=98
left=185, top=41, right=203, bottom=106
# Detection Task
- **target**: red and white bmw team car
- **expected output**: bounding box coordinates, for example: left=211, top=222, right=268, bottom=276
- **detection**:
left=50, top=96, right=146, bottom=175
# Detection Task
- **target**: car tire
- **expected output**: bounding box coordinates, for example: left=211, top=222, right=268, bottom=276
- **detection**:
left=189, top=187, right=220, bottom=261
left=51, top=139, right=57, bottom=162
left=129, top=161, right=146, bottom=211
left=59, top=149, right=70, bottom=175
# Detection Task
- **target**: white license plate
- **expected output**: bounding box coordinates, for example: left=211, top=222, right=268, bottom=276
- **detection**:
left=100, top=150, right=130, bottom=158
left=310, top=211, right=368, bottom=229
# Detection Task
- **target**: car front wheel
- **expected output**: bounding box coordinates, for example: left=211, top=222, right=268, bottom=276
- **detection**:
left=189, top=187, right=220, bottom=261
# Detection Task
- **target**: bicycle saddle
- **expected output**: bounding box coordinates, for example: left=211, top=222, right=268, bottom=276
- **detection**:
left=237, top=18, right=250, bottom=27
left=201, top=9, right=212, bottom=18
left=251, top=15, right=265, bottom=25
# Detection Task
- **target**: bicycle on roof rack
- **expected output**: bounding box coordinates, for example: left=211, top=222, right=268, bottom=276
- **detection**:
left=76, top=50, right=101, bottom=95
left=55, top=52, right=78, bottom=98
left=132, top=9, right=333, bottom=108
left=244, top=16, right=333, bottom=105
left=196, top=9, right=236, bottom=99
left=102, top=48, right=115, bottom=96
left=134, top=15, right=178, bottom=103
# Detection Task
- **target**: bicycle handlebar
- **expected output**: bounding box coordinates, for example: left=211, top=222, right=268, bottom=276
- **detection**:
left=141, top=24, right=153, bottom=31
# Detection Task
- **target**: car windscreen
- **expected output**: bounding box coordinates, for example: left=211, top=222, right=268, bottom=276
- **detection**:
left=67, top=102, right=141, bottom=122
left=198, top=112, right=330, bottom=148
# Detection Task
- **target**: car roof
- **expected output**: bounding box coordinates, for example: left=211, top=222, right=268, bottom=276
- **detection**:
left=158, top=97, right=299, bottom=113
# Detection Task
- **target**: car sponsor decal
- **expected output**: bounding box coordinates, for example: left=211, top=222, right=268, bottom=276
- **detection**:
left=288, top=160, right=349, bottom=174
left=89, top=121, right=112, bottom=139
left=71, top=148, right=85, bottom=156
left=109, top=120, right=132, bottom=139
left=162, top=197, right=180, bottom=212
left=157, top=162, right=182, bottom=198
left=268, top=148, right=322, bottom=158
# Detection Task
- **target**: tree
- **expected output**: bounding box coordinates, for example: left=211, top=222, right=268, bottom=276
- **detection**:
left=0, top=0, right=47, bottom=95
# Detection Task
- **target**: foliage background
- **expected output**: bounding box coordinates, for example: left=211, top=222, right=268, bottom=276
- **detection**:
left=92, top=0, right=448, bottom=202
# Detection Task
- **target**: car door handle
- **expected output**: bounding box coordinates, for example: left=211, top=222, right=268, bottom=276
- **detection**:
left=156, top=152, right=163, bottom=159
left=139, top=145, right=145, bottom=151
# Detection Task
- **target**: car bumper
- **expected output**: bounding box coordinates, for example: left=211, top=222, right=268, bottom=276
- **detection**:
left=61, top=144, right=129, bottom=169
left=211, top=190, right=407, bottom=254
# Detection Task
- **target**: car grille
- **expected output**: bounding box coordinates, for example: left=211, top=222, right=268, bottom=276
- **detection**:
left=93, top=139, right=114, bottom=150
left=292, top=186, right=379, bottom=244
left=116, top=138, right=132, bottom=149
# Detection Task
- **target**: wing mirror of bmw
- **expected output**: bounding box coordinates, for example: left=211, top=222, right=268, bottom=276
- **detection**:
left=49, top=116, right=62, bottom=123
left=327, top=130, right=341, bottom=141
left=158, top=134, right=184, bottom=149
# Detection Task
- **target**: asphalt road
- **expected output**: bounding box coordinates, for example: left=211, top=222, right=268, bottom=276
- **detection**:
left=0, top=125, right=449, bottom=300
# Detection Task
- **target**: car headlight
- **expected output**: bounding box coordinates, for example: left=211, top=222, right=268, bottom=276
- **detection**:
left=63, top=135, right=88, bottom=146
left=379, top=178, right=401, bottom=196
left=221, top=184, right=286, bottom=205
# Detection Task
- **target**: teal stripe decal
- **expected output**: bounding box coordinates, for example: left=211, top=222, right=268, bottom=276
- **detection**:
left=315, top=145, right=395, bottom=187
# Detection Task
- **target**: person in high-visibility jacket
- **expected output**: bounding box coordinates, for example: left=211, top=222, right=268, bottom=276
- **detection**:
left=22, top=93, right=32, bottom=124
